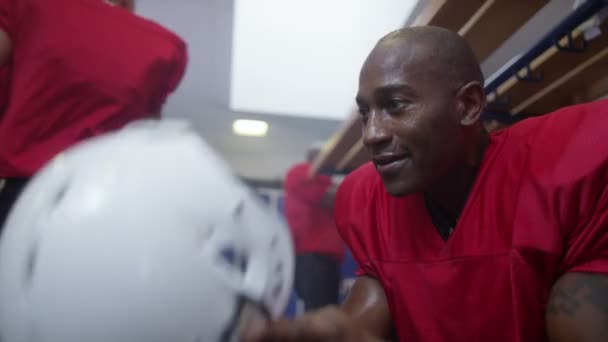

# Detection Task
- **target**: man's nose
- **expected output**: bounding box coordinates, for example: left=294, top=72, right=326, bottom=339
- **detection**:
left=363, top=111, right=391, bottom=148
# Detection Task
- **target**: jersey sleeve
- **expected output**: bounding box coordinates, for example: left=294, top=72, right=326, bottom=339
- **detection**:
left=334, top=165, right=379, bottom=278
left=562, top=178, right=608, bottom=274
left=531, top=100, right=608, bottom=275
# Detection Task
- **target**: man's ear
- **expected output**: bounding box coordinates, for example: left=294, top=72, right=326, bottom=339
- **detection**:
left=456, top=81, right=486, bottom=126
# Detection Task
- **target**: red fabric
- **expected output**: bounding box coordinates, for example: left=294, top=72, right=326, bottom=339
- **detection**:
left=335, top=100, right=608, bottom=341
left=0, top=0, right=187, bottom=177
left=0, top=66, right=10, bottom=114
left=284, top=162, right=345, bottom=262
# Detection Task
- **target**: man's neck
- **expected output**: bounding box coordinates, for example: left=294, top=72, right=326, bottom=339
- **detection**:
left=426, top=166, right=477, bottom=221
left=426, top=133, right=489, bottom=220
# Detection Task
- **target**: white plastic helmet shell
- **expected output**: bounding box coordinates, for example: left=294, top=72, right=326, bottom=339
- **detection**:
left=0, top=119, right=294, bottom=342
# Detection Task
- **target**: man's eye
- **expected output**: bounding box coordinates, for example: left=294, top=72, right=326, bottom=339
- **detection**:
left=386, top=99, right=405, bottom=111
left=358, top=107, right=370, bottom=120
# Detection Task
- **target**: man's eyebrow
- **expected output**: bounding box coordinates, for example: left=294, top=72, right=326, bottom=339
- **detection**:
left=374, top=83, right=415, bottom=96
left=356, top=83, right=415, bottom=105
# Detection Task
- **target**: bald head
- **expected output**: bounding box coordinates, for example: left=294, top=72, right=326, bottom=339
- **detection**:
left=373, top=26, right=483, bottom=88
left=357, top=26, right=487, bottom=197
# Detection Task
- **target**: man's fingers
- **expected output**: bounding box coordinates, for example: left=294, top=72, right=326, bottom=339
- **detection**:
left=241, top=319, right=269, bottom=341
left=242, top=307, right=347, bottom=341
left=242, top=318, right=300, bottom=341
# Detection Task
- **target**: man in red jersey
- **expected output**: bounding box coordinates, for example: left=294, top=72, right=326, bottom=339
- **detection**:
left=0, top=0, right=187, bottom=231
left=245, top=26, right=608, bottom=342
left=284, top=143, right=345, bottom=312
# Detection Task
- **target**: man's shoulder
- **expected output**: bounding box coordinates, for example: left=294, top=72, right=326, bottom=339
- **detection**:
left=496, top=101, right=608, bottom=229
left=72, top=0, right=186, bottom=47
left=508, top=100, right=608, bottom=182
left=27, top=0, right=186, bottom=50
left=507, top=99, right=608, bottom=146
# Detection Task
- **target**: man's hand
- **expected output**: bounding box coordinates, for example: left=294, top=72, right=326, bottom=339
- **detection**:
left=243, top=276, right=392, bottom=341
left=242, top=306, right=384, bottom=342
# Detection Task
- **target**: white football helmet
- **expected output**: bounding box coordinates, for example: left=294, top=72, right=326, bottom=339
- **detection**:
left=0, top=119, right=294, bottom=342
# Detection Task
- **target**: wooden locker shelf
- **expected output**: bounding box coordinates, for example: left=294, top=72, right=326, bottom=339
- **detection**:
left=487, top=20, right=608, bottom=116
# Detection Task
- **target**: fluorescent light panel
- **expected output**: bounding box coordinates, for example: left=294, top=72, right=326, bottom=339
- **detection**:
left=233, top=119, right=269, bottom=137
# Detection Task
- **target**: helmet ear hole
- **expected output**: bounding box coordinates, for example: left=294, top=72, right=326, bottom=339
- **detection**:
left=23, top=240, right=40, bottom=289
left=233, top=200, right=245, bottom=221
left=270, top=235, right=278, bottom=248
left=50, top=180, right=70, bottom=210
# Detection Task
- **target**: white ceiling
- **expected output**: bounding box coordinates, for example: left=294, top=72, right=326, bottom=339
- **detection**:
left=136, top=0, right=577, bottom=182
left=230, top=0, right=418, bottom=120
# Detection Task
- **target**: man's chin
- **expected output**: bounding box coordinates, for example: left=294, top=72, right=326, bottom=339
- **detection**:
left=381, top=178, right=420, bottom=198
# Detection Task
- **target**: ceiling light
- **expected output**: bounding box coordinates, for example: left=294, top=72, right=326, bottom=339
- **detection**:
left=232, top=119, right=269, bottom=137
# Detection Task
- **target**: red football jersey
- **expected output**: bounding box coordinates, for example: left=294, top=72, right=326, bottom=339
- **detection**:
left=335, top=100, right=608, bottom=341
left=284, top=162, right=345, bottom=261
left=0, top=0, right=187, bottom=177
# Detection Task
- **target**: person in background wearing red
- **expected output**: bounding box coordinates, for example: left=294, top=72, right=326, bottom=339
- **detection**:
left=0, top=0, right=188, bottom=232
left=284, top=142, right=345, bottom=312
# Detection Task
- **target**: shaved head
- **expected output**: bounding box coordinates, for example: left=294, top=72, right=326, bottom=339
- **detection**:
left=357, top=26, right=487, bottom=197
left=375, top=26, right=483, bottom=89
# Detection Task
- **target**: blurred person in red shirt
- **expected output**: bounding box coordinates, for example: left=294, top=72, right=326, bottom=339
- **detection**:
left=284, top=142, right=345, bottom=312
left=0, top=0, right=187, bottom=232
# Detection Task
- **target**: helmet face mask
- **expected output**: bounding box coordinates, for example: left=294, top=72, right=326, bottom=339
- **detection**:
left=0, top=119, right=294, bottom=342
